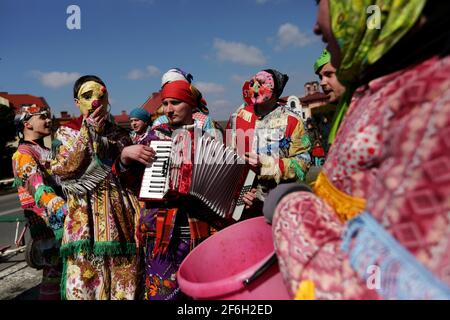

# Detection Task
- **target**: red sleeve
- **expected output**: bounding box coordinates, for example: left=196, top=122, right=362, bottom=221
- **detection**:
left=112, top=157, right=144, bottom=190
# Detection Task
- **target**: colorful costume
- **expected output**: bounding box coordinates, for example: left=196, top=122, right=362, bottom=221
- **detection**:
left=272, top=0, right=450, bottom=300
left=136, top=81, right=222, bottom=300
left=131, top=125, right=154, bottom=145
left=228, top=70, right=311, bottom=202
left=12, top=139, right=66, bottom=300
left=153, top=67, right=224, bottom=138
left=152, top=112, right=221, bottom=138
left=52, top=90, right=141, bottom=300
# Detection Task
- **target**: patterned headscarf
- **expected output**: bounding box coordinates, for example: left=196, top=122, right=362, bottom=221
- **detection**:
left=14, top=104, right=51, bottom=137
left=331, top=0, right=427, bottom=84
left=161, top=68, right=209, bottom=115
left=161, top=80, right=203, bottom=108
left=161, top=68, right=194, bottom=87
left=327, top=0, right=427, bottom=144
left=16, top=104, right=51, bottom=123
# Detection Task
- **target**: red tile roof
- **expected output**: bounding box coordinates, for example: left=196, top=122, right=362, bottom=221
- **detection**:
left=278, top=97, right=288, bottom=105
left=114, top=111, right=129, bottom=124
left=300, top=92, right=329, bottom=104
left=142, top=92, right=162, bottom=114
left=0, top=92, right=49, bottom=113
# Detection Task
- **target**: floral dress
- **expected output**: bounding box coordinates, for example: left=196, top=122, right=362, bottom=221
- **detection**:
left=51, top=116, right=141, bottom=300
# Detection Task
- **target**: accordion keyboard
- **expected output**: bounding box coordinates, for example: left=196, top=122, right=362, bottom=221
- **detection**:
left=139, top=140, right=172, bottom=200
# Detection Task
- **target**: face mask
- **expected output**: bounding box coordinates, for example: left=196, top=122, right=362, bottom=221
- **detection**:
left=77, top=81, right=108, bottom=114
left=249, top=71, right=275, bottom=105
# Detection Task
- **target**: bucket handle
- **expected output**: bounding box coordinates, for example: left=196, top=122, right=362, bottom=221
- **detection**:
left=243, top=253, right=278, bottom=286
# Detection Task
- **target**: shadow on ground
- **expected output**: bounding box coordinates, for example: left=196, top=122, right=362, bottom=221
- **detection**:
left=13, top=285, right=40, bottom=300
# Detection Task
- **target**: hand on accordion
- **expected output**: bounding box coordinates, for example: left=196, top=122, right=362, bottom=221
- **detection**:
left=120, top=144, right=156, bottom=166
left=244, top=152, right=262, bottom=174
left=242, top=188, right=257, bottom=209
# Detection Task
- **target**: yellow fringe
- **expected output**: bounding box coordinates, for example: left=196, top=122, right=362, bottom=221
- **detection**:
left=313, top=171, right=366, bottom=223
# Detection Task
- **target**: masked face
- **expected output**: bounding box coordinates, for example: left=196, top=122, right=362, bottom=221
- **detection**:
left=249, top=71, right=275, bottom=105
left=77, top=81, right=108, bottom=115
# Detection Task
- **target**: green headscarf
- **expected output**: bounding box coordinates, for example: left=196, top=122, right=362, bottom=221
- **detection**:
left=327, top=0, right=427, bottom=144
left=314, top=49, right=331, bottom=74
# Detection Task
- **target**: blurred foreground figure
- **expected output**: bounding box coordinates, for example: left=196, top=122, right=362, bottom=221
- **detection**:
left=270, top=0, right=450, bottom=300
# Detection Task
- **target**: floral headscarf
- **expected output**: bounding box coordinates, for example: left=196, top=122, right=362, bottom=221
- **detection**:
left=327, top=0, right=427, bottom=143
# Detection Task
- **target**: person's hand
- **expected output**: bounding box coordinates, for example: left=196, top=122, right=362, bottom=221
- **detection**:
left=120, top=144, right=156, bottom=166
left=244, top=152, right=262, bottom=173
left=243, top=188, right=257, bottom=209
left=88, top=104, right=108, bottom=129
left=83, top=106, right=108, bottom=130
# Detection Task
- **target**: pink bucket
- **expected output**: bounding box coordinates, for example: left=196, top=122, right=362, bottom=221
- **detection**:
left=177, top=216, right=290, bottom=300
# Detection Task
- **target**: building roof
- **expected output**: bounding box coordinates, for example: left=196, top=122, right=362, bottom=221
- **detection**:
left=114, top=111, right=130, bottom=124
left=142, top=92, right=162, bottom=114
left=299, top=92, right=329, bottom=104
left=0, top=92, right=49, bottom=113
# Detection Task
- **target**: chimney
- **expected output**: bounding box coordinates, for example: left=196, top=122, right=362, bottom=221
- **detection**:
left=312, top=81, right=319, bottom=93
left=304, top=81, right=320, bottom=96
left=304, top=83, right=311, bottom=96
left=60, top=111, right=69, bottom=118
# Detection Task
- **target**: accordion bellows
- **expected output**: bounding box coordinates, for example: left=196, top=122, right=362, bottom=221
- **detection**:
left=139, top=135, right=256, bottom=221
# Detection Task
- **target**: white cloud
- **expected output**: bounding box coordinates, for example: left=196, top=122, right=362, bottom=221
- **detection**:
left=212, top=99, right=232, bottom=108
left=209, top=99, right=237, bottom=121
left=127, top=69, right=146, bottom=80
left=195, top=82, right=226, bottom=95
left=231, top=74, right=249, bottom=84
left=32, top=71, right=81, bottom=89
left=275, top=23, right=316, bottom=51
left=127, top=65, right=160, bottom=80
left=146, top=65, right=161, bottom=76
left=213, top=38, right=267, bottom=66
left=255, top=0, right=270, bottom=4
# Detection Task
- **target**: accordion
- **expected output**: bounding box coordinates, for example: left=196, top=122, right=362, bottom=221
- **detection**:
left=139, top=135, right=256, bottom=221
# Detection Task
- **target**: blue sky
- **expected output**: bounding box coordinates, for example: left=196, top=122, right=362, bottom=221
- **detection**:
left=0, top=0, right=325, bottom=120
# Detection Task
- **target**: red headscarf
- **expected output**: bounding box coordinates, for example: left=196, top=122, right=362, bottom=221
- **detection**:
left=161, top=80, right=201, bottom=108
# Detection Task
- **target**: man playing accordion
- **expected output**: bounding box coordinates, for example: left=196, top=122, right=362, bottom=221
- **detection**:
left=123, top=80, right=223, bottom=300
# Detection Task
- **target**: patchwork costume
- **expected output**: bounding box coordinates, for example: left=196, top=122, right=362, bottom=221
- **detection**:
left=12, top=139, right=66, bottom=300
left=228, top=70, right=312, bottom=202
left=12, top=104, right=66, bottom=300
